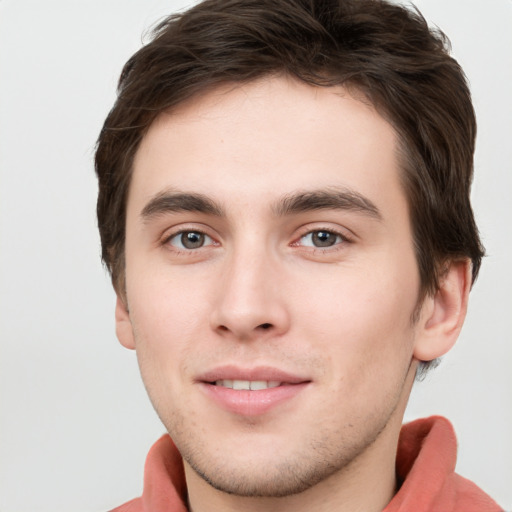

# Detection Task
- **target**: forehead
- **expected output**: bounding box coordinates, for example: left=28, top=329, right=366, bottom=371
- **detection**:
left=129, top=76, right=403, bottom=218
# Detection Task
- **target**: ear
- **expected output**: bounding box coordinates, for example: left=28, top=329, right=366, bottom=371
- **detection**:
left=413, top=260, right=472, bottom=362
left=115, top=294, right=136, bottom=350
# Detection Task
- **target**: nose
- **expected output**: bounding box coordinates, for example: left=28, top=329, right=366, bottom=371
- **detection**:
left=210, top=245, right=290, bottom=341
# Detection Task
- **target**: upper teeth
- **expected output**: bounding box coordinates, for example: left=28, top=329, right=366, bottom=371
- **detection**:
left=215, top=380, right=281, bottom=390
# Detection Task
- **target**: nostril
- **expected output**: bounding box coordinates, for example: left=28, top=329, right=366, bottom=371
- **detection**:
left=259, top=323, right=272, bottom=330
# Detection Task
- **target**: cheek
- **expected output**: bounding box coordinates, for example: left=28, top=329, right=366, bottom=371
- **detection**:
left=295, top=258, right=419, bottom=375
left=126, top=270, right=208, bottom=382
left=304, top=285, right=417, bottom=421
left=129, top=262, right=210, bottom=328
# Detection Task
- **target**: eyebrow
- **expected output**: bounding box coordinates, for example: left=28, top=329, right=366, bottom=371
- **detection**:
left=140, top=186, right=381, bottom=221
left=141, top=190, right=224, bottom=220
left=273, top=187, right=382, bottom=220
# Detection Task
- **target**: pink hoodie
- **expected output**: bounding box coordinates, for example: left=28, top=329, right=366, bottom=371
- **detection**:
left=110, top=416, right=502, bottom=512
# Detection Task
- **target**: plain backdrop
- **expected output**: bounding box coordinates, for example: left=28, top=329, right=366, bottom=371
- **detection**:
left=0, top=1, right=511, bottom=510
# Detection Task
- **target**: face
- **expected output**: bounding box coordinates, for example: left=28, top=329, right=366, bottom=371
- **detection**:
left=119, top=77, right=426, bottom=497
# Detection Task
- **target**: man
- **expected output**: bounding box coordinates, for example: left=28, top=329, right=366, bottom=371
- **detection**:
left=94, top=0, right=502, bottom=510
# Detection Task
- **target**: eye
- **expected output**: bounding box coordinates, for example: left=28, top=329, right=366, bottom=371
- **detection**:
left=299, top=230, right=345, bottom=248
left=168, top=230, right=214, bottom=250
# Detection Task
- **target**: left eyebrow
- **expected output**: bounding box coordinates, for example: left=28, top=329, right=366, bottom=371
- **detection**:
left=272, top=187, right=382, bottom=220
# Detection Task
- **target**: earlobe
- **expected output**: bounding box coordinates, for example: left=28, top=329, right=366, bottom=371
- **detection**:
left=115, top=295, right=136, bottom=350
left=413, top=260, right=472, bottom=362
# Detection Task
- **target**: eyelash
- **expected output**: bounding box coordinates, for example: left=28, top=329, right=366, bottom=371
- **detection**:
left=162, top=226, right=352, bottom=254
left=162, top=229, right=217, bottom=252
left=293, top=227, right=352, bottom=251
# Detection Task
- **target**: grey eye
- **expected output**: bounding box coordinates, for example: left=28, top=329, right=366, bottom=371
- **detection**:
left=170, top=231, right=212, bottom=249
left=301, top=230, right=342, bottom=248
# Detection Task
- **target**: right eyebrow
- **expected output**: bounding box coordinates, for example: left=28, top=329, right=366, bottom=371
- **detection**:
left=140, top=190, right=224, bottom=221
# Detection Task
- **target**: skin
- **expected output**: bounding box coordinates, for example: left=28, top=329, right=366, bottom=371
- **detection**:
left=116, top=76, right=470, bottom=512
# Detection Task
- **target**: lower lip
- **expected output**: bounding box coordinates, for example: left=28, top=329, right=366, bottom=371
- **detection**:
left=199, top=382, right=309, bottom=416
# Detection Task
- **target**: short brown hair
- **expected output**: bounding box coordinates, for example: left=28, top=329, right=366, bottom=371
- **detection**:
left=95, top=0, right=484, bottom=305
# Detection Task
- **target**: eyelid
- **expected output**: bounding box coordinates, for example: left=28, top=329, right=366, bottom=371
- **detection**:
left=160, top=224, right=220, bottom=249
left=291, top=224, right=355, bottom=248
left=158, top=222, right=354, bottom=254
left=169, top=231, right=214, bottom=249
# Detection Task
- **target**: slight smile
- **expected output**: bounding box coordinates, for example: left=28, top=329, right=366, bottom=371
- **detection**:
left=198, top=366, right=311, bottom=416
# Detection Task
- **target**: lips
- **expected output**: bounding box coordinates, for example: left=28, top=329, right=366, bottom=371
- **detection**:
left=197, top=365, right=311, bottom=416
left=198, top=365, right=309, bottom=385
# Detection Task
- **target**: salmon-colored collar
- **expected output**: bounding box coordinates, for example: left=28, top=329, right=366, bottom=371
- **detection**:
left=114, top=416, right=501, bottom=512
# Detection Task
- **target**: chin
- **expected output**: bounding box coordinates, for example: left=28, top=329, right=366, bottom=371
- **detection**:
left=186, top=452, right=344, bottom=498
left=178, top=425, right=376, bottom=499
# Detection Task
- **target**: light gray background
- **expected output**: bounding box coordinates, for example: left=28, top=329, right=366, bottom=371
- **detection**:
left=0, top=1, right=511, bottom=511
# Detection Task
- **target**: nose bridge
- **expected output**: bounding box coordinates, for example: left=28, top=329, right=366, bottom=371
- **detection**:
left=211, top=236, right=289, bottom=339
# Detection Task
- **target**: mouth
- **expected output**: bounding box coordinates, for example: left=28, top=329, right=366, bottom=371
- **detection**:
left=212, top=379, right=282, bottom=390
left=198, top=366, right=311, bottom=416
